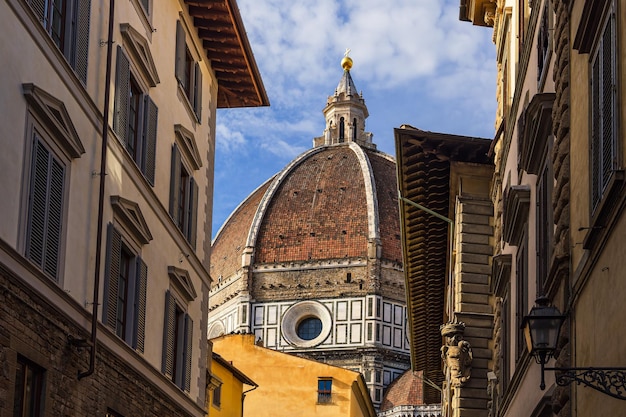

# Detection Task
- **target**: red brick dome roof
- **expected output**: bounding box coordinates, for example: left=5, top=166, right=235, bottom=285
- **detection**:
left=210, top=142, right=401, bottom=279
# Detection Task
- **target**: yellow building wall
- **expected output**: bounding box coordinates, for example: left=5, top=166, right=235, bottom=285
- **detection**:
left=208, top=360, right=245, bottom=417
left=211, top=334, right=375, bottom=417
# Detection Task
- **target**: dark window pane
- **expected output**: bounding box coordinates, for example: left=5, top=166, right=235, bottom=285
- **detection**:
left=297, top=317, right=322, bottom=340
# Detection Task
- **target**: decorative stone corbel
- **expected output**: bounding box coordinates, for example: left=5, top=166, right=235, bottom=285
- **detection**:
left=484, top=1, right=496, bottom=26
left=441, top=321, right=473, bottom=387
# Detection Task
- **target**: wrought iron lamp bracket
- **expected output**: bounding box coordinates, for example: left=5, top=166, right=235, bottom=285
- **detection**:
left=545, top=367, right=626, bottom=400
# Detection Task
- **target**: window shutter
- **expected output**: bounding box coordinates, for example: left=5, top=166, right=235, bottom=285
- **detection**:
left=26, top=137, right=64, bottom=281
left=591, top=55, right=601, bottom=209
left=27, top=0, right=46, bottom=24
left=134, top=257, right=148, bottom=353
left=45, top=157, right=64, bottom=278
left=600, top=16, right=614, bottom=189
left=162, top=290, right=176, bottom=378
left=169, top=145, right=182, bottom=221
left=102, top=223, right=122, bottom=330
left=72, top=0, right=91, bottom=84
left=194, top=62, right=202, bottom=121
left=113, top=46, right=130, bottom=145
left=175, top=21, right=186, bottom=84
left=184, top=314, right=193, bottom=392
left=143, top=96, right=158, bottom=186
left=188, top=177, right=199, bottom=249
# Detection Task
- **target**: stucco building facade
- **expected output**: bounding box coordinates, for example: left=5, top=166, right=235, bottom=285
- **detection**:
left=449, top=0, right=626, bottom=416
left=0, top=0, right=266, bottom=416
left=211, top=333, right=377, bottom=417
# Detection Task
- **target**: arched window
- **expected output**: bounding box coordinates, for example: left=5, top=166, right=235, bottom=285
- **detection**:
left=353, top=118, right=357, bottom=140
left=339, top=117, right=345, bottom=142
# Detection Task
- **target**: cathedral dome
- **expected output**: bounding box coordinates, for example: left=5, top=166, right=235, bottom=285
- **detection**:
left=211, top=142, right=401, bottom=282
left=208, top=55, right=410, bottom=410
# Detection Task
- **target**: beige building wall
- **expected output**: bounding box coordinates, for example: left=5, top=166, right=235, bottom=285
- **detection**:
left=0, top=0, right=265, bottom=415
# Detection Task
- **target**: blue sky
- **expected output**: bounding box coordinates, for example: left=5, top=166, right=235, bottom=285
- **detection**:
left=212, top=0, right=496, bottom=238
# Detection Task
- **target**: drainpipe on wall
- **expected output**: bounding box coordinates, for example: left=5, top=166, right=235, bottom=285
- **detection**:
left=241, top=385, right=258, bottom=417
left=70, top=0, right=116, bottom=380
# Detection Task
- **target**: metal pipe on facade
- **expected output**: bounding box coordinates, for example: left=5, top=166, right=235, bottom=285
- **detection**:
left=77, top=0, right=115, bottom=380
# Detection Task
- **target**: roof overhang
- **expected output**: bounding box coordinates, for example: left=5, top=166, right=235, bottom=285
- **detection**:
left=395, top=125, right=492, bottom=402
left=184, top=0, right=269, bottom=108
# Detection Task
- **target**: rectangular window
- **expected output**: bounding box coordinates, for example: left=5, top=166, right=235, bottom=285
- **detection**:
left=13, top=356, right=45, bottom=417
left=212, top=384, right=222, bottom=407
left=103, top=223, right=147, bottom=352
left=590, top=9, right=617, bottom=212
left=169, top=144, right=198, bottom=247
left=26, top=135, right=65, bottom=281
left=515, top=236, right=528, bottom=361
left=162, top=290, right=193, bottom=392
left=175, top=20, right=202, bottom=121
left=113, top=46, right=158, bottom=185
left=536, top=163, right=553, bottom=295
left=317, top=379, right=332, bottom=404
left=26, top=0, right=91, bottom=83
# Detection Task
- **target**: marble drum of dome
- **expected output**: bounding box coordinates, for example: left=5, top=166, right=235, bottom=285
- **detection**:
left=281, top=301, right=333, bottom=348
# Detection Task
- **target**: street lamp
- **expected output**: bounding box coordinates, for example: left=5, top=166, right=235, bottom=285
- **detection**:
left=522, top=297, right=626, bottom=400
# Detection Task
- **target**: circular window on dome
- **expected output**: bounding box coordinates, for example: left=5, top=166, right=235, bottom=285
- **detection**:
left=297, top=317, right=322, bottom=340
left=282, top=301, right=332, bottom=348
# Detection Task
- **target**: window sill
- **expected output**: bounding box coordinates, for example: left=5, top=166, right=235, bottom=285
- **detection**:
left=129, top=0, right=155, bottom=41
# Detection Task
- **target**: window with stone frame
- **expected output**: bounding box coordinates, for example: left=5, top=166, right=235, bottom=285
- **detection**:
left=21, top=84, right=84, bottom=283
left=14, top=356, right=46, bottom=417
left=515, top=231, right=528, bottom=362
left=590, top=7, right=618, bottom=214
left=162, top=290, right=194, bottom=392
left=168, top=126, right=202, bottom=248
left=24, top=0, right=91, bottom=84
left=537, top=1, right=552, bottom=87
left=102, top=221, right=148, bottom=352
left=536, top=160, right=553, bottom=296
left=175, top=20, right=202, bottom=122
left=113, top=46, right=158, bottom=186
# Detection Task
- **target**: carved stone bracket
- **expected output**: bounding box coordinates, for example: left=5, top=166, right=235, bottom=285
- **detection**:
left=441, top=321, right=473, bottom=387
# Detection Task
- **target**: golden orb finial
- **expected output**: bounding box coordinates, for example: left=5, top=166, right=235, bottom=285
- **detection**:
left=341, top=48, right=353, bottom=71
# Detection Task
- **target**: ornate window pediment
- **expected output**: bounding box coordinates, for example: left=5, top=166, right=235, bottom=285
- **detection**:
left=22, top=83, right=84, bottom=158
left=174, top=124, right=203, bottom=170
left=519, top=93, right=555, bottom=174
left=110, top=195, right=153, bottom=244
left=120, top=23, right=160, bottom=87
left=168, top=266, right=197, bottom=302
left=502, top=185, right=530, bottom=245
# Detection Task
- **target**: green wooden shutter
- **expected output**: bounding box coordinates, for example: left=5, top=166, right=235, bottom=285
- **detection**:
left=188, top=177, right=199, bottom=249
left=26, top=137, right=64, bottom=281
left=143, top=96, right=158, bottom=186
left=102, top=223, right=122, bottom=330
left=184, top=314, right=193, bottom=392
left=113, top=46, right=130, bottom=145
left=72, top=0, right=91, bottom=84
left=175, top=21, right=186, bottom=84
left=134, top=257, right=148, bottom=353
left=194, top=62, right=202, bottom=121
left=162, top=290, right=176, bottom=378
left=169, top=144, right=181, bottom=221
